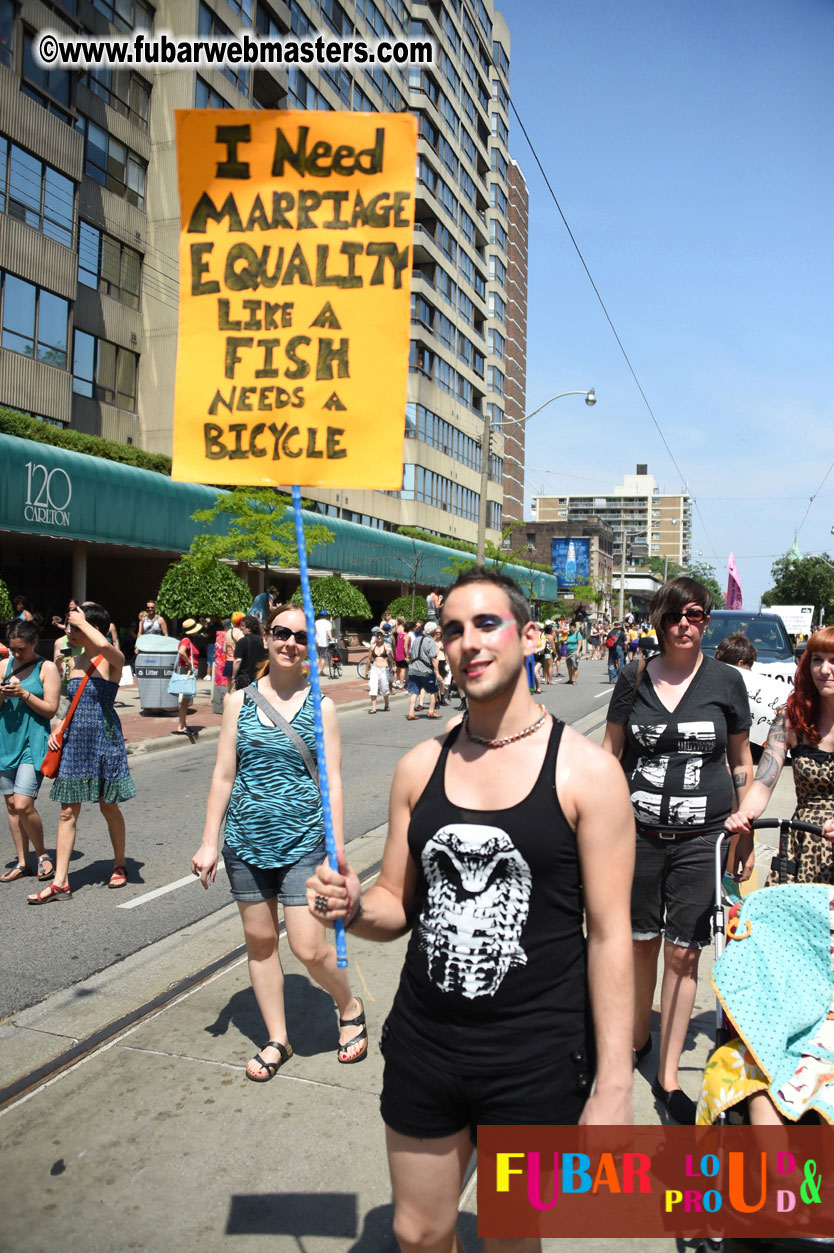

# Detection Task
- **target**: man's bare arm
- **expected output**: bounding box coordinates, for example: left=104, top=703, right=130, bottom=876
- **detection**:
left=560, top=729, right=635, bottom=1124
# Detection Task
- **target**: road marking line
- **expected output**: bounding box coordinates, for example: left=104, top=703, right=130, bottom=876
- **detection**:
left=117, top=865, right=225, bottom=909
left=595, top=690, right=613, bottom=698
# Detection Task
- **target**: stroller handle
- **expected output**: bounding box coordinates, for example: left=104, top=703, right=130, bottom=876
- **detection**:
left=741, top=817, right=823, bottom=837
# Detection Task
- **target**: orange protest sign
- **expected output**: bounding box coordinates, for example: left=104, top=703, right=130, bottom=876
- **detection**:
left=172, top=110, right=417, bottom=488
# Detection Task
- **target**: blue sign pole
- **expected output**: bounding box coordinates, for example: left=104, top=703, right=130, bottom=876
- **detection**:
left=291, top=485, right=347, bottom=969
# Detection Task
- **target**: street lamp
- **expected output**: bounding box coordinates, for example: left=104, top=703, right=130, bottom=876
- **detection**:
left=476, top=389, right=596, bottom=563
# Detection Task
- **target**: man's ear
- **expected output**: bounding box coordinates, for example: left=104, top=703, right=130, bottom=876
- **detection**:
left=520, top=620, right=539, bottom=657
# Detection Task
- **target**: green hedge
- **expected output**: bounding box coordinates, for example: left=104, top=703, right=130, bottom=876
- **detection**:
left=396, top=526, right=552, bottom=574
left=0, top=407, right=173, bottom=475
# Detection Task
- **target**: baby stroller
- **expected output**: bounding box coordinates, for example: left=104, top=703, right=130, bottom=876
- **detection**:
left=702, top=819, right=834, bottom=1253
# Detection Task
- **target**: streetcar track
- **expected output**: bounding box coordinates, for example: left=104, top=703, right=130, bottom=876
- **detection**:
left=2, top=712, right=608, bottom=1111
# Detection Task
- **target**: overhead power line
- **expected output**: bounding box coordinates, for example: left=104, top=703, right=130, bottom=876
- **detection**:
left=508, top=97, right=717, bottom=559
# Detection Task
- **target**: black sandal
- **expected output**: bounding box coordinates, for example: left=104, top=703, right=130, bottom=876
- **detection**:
left=246, top=1040, right=292, bottom=1083
left=337, top=998, right=368, bottom=1065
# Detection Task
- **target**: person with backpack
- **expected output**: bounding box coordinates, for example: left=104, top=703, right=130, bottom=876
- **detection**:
left=406, top=622, right=442, bottom=721
left=606, top=622, right=626, bottom=682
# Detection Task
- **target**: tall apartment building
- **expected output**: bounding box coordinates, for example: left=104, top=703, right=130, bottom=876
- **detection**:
left=499, top=155, right=527, bottom=525
left=533, top=464, right=693, bottom=571
left=0, top=0, right=526, bottom=552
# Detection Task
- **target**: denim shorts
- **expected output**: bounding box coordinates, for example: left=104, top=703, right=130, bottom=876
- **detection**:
left=0, top=761, right=43, bottom=798
left=631, top=827, right=727, bottom=949
left=222, top=838, right=326, bottom=905
left=407, top=673, right=437, bottom=695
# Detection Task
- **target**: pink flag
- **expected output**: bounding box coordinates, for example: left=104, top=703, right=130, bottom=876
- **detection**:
left=726, top=552, right=742, bottom=609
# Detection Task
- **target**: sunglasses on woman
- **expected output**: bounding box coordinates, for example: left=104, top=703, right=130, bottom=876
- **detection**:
left=270, top=626, right=308, bottom=644
left=662, top=608, right=707, bottom=626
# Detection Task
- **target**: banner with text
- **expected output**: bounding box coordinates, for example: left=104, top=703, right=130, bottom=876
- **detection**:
left=173, top=110, right=417, bottom=487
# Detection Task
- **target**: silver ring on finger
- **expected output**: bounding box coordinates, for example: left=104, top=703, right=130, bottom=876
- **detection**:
left=315, top=894, right=328, bottom=914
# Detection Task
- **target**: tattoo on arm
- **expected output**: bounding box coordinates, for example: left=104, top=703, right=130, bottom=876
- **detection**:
left=755, top=748, right=782, bottom=788
left=732, top=770, right=749, bottom=790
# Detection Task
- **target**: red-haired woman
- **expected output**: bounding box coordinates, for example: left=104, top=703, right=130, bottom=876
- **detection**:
left=727, top=625, right=834, bottom=883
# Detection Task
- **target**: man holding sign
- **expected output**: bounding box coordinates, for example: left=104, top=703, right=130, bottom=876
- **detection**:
left=307, top=568, right=635, bottom=1253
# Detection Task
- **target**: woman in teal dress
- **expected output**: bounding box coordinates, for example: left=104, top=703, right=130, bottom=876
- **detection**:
left=28, top=603, right=135, bottom=903
left=0, top=619, right=60, bottom=882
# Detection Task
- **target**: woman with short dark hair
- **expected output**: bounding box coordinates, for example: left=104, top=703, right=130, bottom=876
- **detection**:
left=603, top=577, right=754, bottom=1122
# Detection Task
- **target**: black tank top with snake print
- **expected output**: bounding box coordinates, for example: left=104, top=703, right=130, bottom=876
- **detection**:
left=385, top=719, right=589, bottom=1072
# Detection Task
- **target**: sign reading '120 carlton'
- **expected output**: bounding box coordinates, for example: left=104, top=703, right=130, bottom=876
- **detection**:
left=172, top=110, right=417, bottom=489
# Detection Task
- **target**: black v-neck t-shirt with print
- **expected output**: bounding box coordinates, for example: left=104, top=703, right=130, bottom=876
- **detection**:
left=608, top=656, right=751, bottom=833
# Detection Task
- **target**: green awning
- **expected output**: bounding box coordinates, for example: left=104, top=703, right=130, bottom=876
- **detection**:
left=0, top=432, right=561, bottom=599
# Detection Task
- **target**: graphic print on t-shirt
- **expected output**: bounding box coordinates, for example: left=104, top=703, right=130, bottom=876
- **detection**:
left=418, top=823, right=531, bottom=999
left=633, top=754, right=671, bottom=789
left=683, top=757, right=704, bottom=790
left=631, top=790, right=664, bottom=825
left=677, top=721, right=716, bottom=753
left=631, top=722, right=666, bottom=751
left=668, top=795, right=708, bottom=825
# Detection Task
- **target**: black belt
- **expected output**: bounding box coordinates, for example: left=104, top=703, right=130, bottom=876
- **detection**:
left=638, top=825, right=700, bottom=841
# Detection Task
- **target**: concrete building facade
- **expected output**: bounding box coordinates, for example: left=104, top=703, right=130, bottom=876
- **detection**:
left=0, top=0, right=526, bottom=554
left=533, top=463, right=693, bottom=572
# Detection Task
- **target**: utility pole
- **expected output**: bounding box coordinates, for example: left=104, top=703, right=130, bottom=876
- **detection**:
left=475, top=411, right=492, bottom=565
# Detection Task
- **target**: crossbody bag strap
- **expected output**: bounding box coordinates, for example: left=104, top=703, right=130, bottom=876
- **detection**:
left=245, top=684, right=319, bottom=788
left=58, top=654, right=104, bottom=736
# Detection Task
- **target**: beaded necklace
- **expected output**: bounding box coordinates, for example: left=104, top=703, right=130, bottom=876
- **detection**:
left=463, top=707, right=548, bottom=749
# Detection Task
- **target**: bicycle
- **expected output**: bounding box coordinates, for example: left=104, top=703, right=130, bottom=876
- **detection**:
left=326, top=641, right=343, bottom=680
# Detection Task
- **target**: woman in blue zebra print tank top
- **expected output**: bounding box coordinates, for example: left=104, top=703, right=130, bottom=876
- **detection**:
left=191, top=604, right=367, bottom=1082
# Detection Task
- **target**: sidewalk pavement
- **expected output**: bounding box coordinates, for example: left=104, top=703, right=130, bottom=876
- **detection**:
left=0, top=713, right=799, bottom=1252
left=119, top=648, right=409, bottom=756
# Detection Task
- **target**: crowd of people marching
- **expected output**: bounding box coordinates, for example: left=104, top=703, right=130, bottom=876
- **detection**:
left=3, top=571, right=834, bottom=1250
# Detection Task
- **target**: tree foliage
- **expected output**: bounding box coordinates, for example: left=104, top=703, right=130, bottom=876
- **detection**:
left=762, top=552, right=834, bottom=623
left=386, top=594, right=428, bottom=622
left=156, top=555, right=251, bottom=620
left=290, top=576, right=371, bottom=618
left=190, top=488, right=334, bottom=579
left=0, top=576, right=13, bottom=622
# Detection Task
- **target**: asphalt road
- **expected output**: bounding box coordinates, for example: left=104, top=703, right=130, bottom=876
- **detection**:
left=0, top=660, right=614, bottom=1020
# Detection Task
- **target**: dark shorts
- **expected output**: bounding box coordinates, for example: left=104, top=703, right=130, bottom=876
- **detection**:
left=379, top=1024, right=593, bottom=1140
left=407, top=673, right=437, bottom=695
left=631, top=827, right=727, bottom=949
left=222, top=838, right=326, bottom=905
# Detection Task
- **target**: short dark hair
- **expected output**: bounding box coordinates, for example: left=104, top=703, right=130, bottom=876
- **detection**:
left=442, top=566, right=531, bottom=633
left=650, top=577, right=712, bottom=653
left=82, top=602, right=111, bottom=635
left=715, top=634, right=758, bottom=667
left=242, top=614, right=262, bottom=632
left=6, top=617, right=37, bottom=645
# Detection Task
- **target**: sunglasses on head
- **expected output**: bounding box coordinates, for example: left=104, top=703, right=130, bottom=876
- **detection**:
left=270, top=626, right=308, bottom=644
left=662, top=608, right=707, bottom=626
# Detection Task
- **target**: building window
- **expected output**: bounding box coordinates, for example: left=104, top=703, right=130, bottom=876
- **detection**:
left=198, top=3, right=249, bottom=95
left=0, top=139, right=75, bottom=247
left=73, top=330, right=138, bottom=410
left=0, top=0, right=13, bottom=68
left=84, top=69, right=151, bottom=128
left=1, top=272, right=68, bottom=367
left=77, top=117, right=147, bottom=209
left=21, top=29, right=73, bottom=123
left=78, top=222, right=141, bottom=309
left=195, top=76, right=231, bottom=109
left=92, top=0, right=153, bottom=33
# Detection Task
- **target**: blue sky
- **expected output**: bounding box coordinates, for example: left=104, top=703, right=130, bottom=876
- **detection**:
left=497, top=0, right=833, bottom=605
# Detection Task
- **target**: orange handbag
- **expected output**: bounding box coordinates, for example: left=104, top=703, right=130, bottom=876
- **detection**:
left=40, top=655, right=102, bottom=778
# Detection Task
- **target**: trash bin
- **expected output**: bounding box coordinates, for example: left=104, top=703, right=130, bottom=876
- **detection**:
left=134, top=635, right=180, bottom=711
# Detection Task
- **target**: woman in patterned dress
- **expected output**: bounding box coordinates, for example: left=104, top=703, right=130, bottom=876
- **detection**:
left=726, top=625, right=834, bottom=885
left=28, top=603, right=135, bottom=903
left=190, top=604, right=366, bottom=1082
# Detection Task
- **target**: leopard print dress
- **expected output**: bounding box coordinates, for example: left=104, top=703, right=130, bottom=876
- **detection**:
left=766, top=742, right=834, bottom=885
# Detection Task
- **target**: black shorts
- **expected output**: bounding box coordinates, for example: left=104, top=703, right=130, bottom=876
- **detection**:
left=379, top=1023, right=593, bottom=1140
